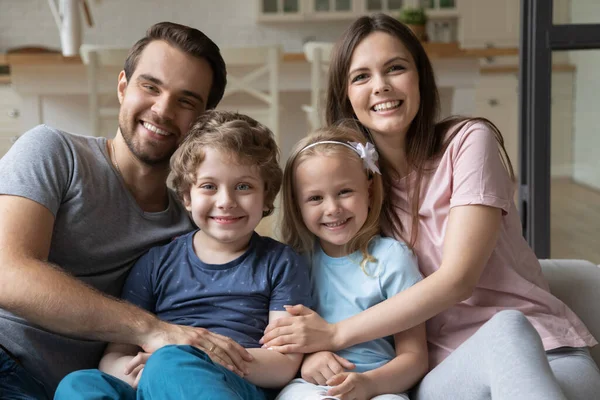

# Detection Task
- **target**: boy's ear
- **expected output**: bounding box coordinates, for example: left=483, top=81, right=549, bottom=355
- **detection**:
left=183, top=193, right=192, bottom=211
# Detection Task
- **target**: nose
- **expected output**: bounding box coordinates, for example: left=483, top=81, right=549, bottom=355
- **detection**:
left=324, top=198, right=342, bottom=216
left=373, top=75, right=391, bottom=95
left=216, top=188, right=237, bottom=210
left=151, top=94, right=176, bottom=121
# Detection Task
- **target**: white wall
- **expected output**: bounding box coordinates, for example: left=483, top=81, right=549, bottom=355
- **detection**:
left=569, top=1, right=600, bottom=190
left=0, top=0, right=350, bottom=53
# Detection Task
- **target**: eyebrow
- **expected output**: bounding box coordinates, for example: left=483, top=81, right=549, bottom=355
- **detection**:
left=348, top=56, right=411, bottom=76
left=137, top=74, right=205, bottom=104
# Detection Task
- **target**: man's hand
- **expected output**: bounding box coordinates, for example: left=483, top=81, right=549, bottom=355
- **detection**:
left=143, top=321, right=254, bottom=376
left=301, top=351, right=355, bottom=385
left=326, top=372, right=374, bottom=400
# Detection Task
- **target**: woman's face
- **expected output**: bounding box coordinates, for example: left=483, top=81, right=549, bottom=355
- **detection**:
left=346, top=31, right=420, bottom=145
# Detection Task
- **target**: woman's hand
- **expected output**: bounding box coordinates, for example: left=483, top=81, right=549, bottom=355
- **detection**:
left=301, top=351, right=356, bottom=386
left=260, top=305, right=339, bottom=353
left=326, top=372, right=374, bottom=400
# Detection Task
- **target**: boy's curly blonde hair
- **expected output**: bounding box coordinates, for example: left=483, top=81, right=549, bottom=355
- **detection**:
left=170, top=110, right=282, bottom=217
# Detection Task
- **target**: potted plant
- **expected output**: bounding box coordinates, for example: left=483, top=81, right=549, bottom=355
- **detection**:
left=398, top=7, right=428, bottom=41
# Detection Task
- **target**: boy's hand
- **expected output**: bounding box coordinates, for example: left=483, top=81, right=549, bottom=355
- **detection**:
left=326, top=372, right=374, bottom=400
left=301, top=351, right=355, bottom=385
left=124, top=351, right=151, bottom=388
left=143, top=321, right=253, bottom=377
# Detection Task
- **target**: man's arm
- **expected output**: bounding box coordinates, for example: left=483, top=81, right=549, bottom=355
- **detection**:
left=0, top=195, right=252, bottom=373
left=243, top=311, right=303, bottom=388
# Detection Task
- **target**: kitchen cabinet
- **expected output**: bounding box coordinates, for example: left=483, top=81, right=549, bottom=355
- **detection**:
left=257, top=0, right=457, bottom=22
left=475, top=70, right=574, bottom=179
left=0, top=84, right=23, bottom=158
left=458, top=0, right=570, bottom=49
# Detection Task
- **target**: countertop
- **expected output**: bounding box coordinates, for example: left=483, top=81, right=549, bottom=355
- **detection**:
left=0, top=42, right=519, bottom=67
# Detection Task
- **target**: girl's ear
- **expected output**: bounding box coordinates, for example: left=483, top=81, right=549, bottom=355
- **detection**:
left=368, top=176, right=374, bottom=201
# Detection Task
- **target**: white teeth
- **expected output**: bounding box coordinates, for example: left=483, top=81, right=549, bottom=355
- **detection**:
left=373, top=100, right=401, bottom=112
left=143, top=122, right=170, bottom=136
left=324, top=219, right=348, bottom=227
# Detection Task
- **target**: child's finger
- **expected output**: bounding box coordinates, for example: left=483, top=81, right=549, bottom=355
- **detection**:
left=326, top=372, right=348, bottom=387
left=333, top=353, right=356, bottom=370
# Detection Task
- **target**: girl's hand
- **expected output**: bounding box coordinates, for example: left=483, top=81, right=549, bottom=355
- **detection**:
left=260, top=305, right=338, bottom=353
left=301, top=351, right=356, bottom=385
left=124, top=351, right=151, bottom=389
left=326, top=372, right=374, bottom=400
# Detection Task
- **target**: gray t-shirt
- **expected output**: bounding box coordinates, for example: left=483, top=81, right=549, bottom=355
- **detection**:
left=0, top=125, right=194, bottom=395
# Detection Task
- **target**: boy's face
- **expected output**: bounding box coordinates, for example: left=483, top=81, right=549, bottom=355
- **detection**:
left=117, top=40, right=214, bottom=166
left=184, top=148, right=268, bottom=252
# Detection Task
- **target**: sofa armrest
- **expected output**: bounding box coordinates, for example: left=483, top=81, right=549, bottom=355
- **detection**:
left=540, top=259, right=600, bottom=367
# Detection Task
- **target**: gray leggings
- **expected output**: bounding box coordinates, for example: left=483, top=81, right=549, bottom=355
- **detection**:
left=414, top=310, right=600, bottom=400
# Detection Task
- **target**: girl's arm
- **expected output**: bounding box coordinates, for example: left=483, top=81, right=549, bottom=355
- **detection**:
left=261, top=204, right=501, bottom=352
left=243, top=311, right=303, bottom=388
left=98, top=342, right=143, bottom=386
left=326, top=323, right=428, bottom=398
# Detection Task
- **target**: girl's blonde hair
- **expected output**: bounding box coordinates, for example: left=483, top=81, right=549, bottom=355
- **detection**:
left=281, top=123, right=384, bottom=273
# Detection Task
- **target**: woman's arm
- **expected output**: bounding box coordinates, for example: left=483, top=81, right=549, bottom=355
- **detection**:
left=244, top=311, right=303, bottom=388
left=326, top=323, right=428, bottom=398
left=261, top=204, right=502, bottom=352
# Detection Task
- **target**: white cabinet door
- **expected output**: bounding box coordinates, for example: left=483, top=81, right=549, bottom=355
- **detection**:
left=0, top=84, right=23, bottom=158
left=458, top=0, right=520, bottom=48
left=257, top=0, right=305, bottom=22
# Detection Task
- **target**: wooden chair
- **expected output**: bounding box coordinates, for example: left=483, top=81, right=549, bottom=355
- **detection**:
left=301, top=42, right=334, bottom=131
left=219, top=45, right=283, bottom=145
left=219, top=45, right=283, bottom=238
left=80, top=45, right=129, bottom=137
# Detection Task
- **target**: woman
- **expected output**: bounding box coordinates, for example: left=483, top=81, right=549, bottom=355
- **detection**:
left=261, top=13, right=599, bottom=400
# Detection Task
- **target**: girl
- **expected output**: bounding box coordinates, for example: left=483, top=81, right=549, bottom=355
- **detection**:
left=262, top=13, right=600, bottom=400
left=275, top=125, right=428, bottom=400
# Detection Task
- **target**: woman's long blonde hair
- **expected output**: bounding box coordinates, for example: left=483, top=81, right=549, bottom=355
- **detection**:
left=281, top=123, right=384, bottom=273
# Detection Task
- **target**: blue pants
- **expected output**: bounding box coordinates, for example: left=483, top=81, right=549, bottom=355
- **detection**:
left=0, top=346, right=49, bottom=400
left=54, top=345, right=268, bottom=400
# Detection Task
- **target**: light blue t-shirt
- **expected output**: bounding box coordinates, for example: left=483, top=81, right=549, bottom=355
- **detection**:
left=311, top=236, right=422, bottom=373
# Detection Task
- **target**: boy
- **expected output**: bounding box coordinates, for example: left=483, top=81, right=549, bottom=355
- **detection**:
left=55, top=111, right=312, bottom=399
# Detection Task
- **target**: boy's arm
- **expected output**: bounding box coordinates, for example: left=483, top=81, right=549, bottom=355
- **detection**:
left=327, top=323, right=428, bottom=399
left=98, top=343, right=143, bottom=386
left=244, top=311, right=303, bottom=388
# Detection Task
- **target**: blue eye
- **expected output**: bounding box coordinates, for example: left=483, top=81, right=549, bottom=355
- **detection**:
left=307, top=195, right=322, bottom=202
left=237, top=183, right=251, bottom=191
left=200, top=184, right=216, bottom=190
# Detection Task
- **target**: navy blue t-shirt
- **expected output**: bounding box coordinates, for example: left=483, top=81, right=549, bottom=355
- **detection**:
left=121, top=230, right=312, bottom=348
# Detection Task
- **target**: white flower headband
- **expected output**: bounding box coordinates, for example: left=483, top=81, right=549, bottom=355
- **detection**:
left=300, top=140, right=381, bottom=175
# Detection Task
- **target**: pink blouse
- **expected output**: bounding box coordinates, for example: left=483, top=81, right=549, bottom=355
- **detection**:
left=387, top=121, right=597, bottom=368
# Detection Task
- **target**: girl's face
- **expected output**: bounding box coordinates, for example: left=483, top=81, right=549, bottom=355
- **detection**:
left=294, top=152, right=370, bottom=257
left=346, top=31, right=420, bottom=146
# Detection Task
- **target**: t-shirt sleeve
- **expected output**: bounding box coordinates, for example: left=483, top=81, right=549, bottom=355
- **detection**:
left=121, top=250, right=157, bottom=313
left=269, top=246, right=313, bottom=311
left=0, top=125, right=73, bottom=216
left=379, top=240, right=422, bottom=298
left=449, top=121, right=514, bottom=214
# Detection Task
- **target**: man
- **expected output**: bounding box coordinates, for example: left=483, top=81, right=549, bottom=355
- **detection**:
left=0, top=22, right=251, bottom=399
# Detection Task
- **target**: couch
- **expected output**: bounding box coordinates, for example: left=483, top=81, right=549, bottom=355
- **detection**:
left=540, top=259, right=600, bottom=366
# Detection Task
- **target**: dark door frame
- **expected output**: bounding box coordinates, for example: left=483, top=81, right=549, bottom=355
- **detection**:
left=519, top=0, right=600, bottom=257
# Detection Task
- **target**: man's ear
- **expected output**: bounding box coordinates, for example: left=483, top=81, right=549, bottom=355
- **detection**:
left=117, top=70, right=128, bottom=104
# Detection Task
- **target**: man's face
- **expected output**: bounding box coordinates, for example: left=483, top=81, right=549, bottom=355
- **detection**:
left=117, top=40, right=214, bottom=166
